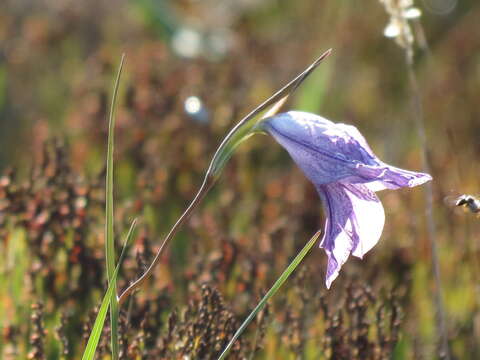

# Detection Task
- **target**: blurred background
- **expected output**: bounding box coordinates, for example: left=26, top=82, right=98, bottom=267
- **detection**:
left=1, top=0, right=479, bottom=358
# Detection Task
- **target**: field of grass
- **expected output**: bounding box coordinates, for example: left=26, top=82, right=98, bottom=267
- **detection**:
left=1, top=0, right=480, bottom=359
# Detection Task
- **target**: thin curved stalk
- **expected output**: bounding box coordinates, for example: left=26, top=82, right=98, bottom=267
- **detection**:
left=406, top=55, right=450, bottom=360
left=117, top=49, right=332, bottom=305
left=118, top=176, right=214, bottom=305
left=206, top=49, right=332, bottom=179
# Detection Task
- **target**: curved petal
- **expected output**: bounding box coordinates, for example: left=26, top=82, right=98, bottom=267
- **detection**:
left=262, top=111, right=380, bottom=185
left=260, top=110, right=432, bottom=289
left=335, top=122, right=376, bottom=159
left=356, top=163, right=433, bottom=191
left=262, top=111, right=432, bottom=191
left=316, top=183, right=385, bottom=288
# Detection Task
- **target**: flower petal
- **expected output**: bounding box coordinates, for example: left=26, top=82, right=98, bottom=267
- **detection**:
left=335, top=122, right=376, bottom=159
left=261, top=111, right=379, bottom=185
left=357, top=163, right=432, bottom=191
left=316, top=183, right=385, bottom=288
left=259, top=110, right=432, bottom=289
left=262, top=111, right=432, bottom=191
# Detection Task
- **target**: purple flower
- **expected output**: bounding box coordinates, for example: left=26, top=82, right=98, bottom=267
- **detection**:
left=259, top=111, right=432, bottom=288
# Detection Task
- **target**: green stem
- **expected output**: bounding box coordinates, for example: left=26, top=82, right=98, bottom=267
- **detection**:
left=81, top=219, right=137, bottom=360
left=217, top=231, right=321, bottom=360
left=117, top=49, right=332, bottom=305
left=118, top=175, right=214, bottom=305
left=206, top=49, right=332, bottom=180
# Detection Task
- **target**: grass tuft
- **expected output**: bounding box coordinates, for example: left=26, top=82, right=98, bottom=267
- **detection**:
left=105, top=53, right=125, bottom=360
left=81, top=219, right=137, bottom=360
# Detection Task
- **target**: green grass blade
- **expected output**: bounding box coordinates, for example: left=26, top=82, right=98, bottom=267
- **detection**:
left=82, top=219, right=137, bottom=360
left=217, top=231, right=321, bottom=360
left=105, top=53, right=125, bottom=360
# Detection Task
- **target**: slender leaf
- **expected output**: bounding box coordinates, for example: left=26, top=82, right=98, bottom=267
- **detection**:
left=217, top=231, right=321, bottom=360
left=105, top=53, right=125, bottom=360
left=82, top=219, right=137, bottom=360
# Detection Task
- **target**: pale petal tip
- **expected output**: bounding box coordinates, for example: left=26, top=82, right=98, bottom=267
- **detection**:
left=325, top=272, right=339, bottom=289
left=408, top=173, right=433, bottom=187
left=353, top=252, right=364, bottom=260
left=323, top=251, right=340, bottom=289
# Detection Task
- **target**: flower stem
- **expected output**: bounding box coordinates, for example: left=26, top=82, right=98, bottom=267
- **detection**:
left=117, top=49, right=332, bottom=305
left=117, top=175, right=214, bottom=305
left=405, top=53, right=450, bottom=360
left=206, top=49, right=332, bottom=180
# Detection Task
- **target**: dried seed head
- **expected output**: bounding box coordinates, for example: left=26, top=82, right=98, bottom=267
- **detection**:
left=379, top=0, right=422, bottom=60
left=28, top=303, right=46, bottom=360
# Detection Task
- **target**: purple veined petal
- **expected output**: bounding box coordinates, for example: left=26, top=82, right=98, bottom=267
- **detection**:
left=261, top=111, right=432, bottom=191
left=263, top=111, right=377, bottom=165
left=328, top=121, right=432, bottom=190
left=261, top=111, right=381, bottom=185
left=259, top=110, right=432, bottom=288
left=316, top=182, right=385, bottom=288
left=356, top=162, right=433, bottom=191
left=335, top=122, right=376, bottom=159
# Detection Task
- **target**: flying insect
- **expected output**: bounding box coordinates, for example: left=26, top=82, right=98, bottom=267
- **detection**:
left=445, top=193, right=480, bottom=215
left=454, top=194, right=480, bottom=214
